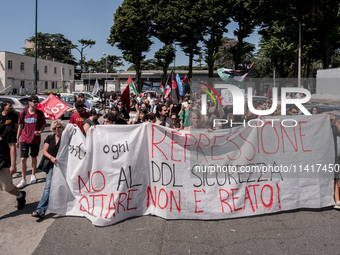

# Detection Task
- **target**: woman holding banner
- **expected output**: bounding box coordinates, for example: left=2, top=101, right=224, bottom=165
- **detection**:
left=32, top=119, right=65, bottom=218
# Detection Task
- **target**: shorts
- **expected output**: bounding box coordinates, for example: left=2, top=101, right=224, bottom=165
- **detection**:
left=20, top=142, right=40, bottom=158
left=0, top=168, right=16, bottom=192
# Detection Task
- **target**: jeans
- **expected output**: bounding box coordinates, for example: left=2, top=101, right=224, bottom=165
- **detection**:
left=36, top=164, right=53, bottom=216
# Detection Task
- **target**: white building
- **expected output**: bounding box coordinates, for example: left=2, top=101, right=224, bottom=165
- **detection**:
left=0, top=51, right=74, bottom=95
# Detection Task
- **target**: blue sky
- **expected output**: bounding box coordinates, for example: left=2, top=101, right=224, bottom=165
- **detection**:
left=1, top=0, right=261, bottom=71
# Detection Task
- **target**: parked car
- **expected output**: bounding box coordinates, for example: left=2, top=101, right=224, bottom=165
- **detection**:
left=59, top=93, right=75, bottom=119
left=0, top=95, right=29, bottom=115
left=72, top=91, right=100, bottom=108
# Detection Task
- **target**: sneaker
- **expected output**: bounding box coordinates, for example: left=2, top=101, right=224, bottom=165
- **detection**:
left=17, top=179, right=27, bottom=189
left=17, top=191, right=26, bottom=210
left=30, top=175, right=37, bottom=184
left=334, top=201, right=340, bottom=210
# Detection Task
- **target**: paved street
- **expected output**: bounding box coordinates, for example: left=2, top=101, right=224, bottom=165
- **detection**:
left=1, top=118, right=340, bottom=255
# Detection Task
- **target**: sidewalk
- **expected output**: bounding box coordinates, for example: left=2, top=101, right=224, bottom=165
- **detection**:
left=0, top=126, right=56, bottom=255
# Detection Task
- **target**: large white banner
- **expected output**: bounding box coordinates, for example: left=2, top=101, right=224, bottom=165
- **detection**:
left=48, top=115, right=335, bottom=226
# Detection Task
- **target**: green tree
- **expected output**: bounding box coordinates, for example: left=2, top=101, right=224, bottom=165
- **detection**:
left=201, top=0, right=232, bottom=77
left=155, top=44, right=176, bottom=82
left=90, top=55, right=123, bottom=73
left=127, top=59, right=160, bottom=71
left=108, top=0, right=154, bottom=91
left=74, top=39, right=96, bottom=76
left=24, top=32, right=75, bottom=64
left=230, top=0, right=258, bottom=69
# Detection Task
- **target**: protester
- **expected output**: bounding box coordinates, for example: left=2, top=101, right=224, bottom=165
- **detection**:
left=109, top=106, right=127, bottom=124
left=103, top=112, right=119, bottom=125
left=56, top=93, right=61, bottom=99
left=69, top=101, right=91, bottom=132
left=184, top=110, right=201, bottom=130
left=310, top=106, right=322, bottom=114
left=179, top=100, right=191, bottom=129
left=16, top=95, right=46, bottom=188
left=83, top=109, right=101, bottom=136
left=32, top=119, right=65, bottom=218
left=171, top=114, right=180, bottom=129
left=288, top=105, right=299, bottom=115
left=116, top=100, right=130, bottom=122
left=155, top=104, right=174, bottom=128
left=143, top=112, right=155, bottom=123
left=101, top=92, right=106, bottom=110
left=0, top=123, right=26, bottom=210
left=152, top=97, right=160, bottom=114
left=133, top=109, right=148, bottom=124
left=76, top=93, right=91, bottom=110
left=0, top=100, right=18, bottom=132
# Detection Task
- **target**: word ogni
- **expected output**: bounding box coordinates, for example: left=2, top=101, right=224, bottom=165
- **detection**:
left=201, top=86, right=311, bottom=116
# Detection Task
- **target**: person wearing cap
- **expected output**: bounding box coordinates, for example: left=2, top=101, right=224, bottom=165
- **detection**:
left=83, top=109, right=101, bottom=136
left=56, top=93, right=61, bottom=99
left=69, top=101, right=90, bottom=132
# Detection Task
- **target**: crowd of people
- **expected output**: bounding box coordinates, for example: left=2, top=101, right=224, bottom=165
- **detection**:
left=0, top=90, right=340, bottom=219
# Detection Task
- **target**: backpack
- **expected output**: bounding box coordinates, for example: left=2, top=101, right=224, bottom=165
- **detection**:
left=22, top=108, right=43, bottom=131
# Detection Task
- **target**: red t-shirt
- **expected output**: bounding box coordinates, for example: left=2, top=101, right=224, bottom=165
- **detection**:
left=19, top=109, right=46, bottom=144
left=69, top=111, right=90, bottom=132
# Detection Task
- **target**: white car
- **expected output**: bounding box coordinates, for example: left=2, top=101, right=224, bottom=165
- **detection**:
left=72, top=92, right=100, bottom=108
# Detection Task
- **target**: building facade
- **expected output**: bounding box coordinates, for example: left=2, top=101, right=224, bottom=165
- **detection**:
left=0, top=51, right=74, bottom=94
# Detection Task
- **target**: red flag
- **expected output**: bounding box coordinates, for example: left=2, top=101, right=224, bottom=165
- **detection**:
left=122, top=85, right=130, bottom=113
left=200, top=80, right=207, bottom=94
left=266, top=87, right=270, bottom=105
left=160, top=80, right=164, bottom=94
left=182, top=75, right=190, bottom=86
left=167, top=70, right=179, bottom=104
left=36, top=93, right=70, bottom=120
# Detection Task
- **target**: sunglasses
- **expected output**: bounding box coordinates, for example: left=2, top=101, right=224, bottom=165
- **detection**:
left=171, top=118, right=177, bottom=120
left=30, top=100, right=38, bottom=104
left=53, top=126, right=62, bottom=130
left=291, top=111, right=298, bottom=114
left=146, top=117, right=154, bottom=121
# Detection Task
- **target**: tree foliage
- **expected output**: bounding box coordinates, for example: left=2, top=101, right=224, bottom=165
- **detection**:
left=24, top=32, right=76, bottom=64
left=86, top=55, right=123, bottom=73
left=108, top=0, right=154, bottom=91
left=155, top=44, right=176, bottom=82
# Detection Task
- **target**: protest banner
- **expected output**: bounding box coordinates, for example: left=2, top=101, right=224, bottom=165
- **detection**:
left=48, top=115, right=335, bottom=226
left=37, top=93, right=70, bottom=120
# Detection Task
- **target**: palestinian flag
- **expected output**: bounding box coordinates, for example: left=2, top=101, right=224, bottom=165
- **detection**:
left=160, top=80, right=164, bottom=94
left=182, top=75, right=190, bottom=86
left=200, top=80, right=207, bottom=94
left=217, top=63, right=253, bottom=87
left=127, top=76, right=138, bottom=95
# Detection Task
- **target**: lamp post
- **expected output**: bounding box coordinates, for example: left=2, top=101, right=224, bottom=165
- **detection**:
left=88, top=68, right=91, bottom=91
left=103, top=52, right=107, bottom=92
left=34, top=0, right=38, bottom=94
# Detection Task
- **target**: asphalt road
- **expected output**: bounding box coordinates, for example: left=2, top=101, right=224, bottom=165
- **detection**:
left=1, top=118, right=340, bottom=255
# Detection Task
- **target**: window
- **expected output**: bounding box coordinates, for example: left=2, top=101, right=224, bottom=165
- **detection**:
left=44, top=66, right=48, bottom=73
left=54, top=67, right=57, bottom=74
left=45, top=81, right=48, bottom=89
left=21, top=80, right=25, bottom=88
left=55, top=81, right=57, bottom=88
left=20, top=62, right=24, bottom=71
left=8, top=60, right=12, bottom=70
left=69, top=69, right=71, bottom=76
left=52, top=82, right=54, bottom=89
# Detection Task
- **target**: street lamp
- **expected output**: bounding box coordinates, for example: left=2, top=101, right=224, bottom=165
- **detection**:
left=34, top=0, right=38, bottom=94
left=103, top=52, right=107, bottom=92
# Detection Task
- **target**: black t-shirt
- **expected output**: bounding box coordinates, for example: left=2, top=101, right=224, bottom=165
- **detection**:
left=0, top=111, right=18, bottom=131
left=0, top=125, right=17, bottom=169
left=44, top=134, right=61, bottom=159
left=116, top=118, right=127, bottom=125
left=82, top=118, right=99, bottom=136
left=120, top=109, right=129, bottom=120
